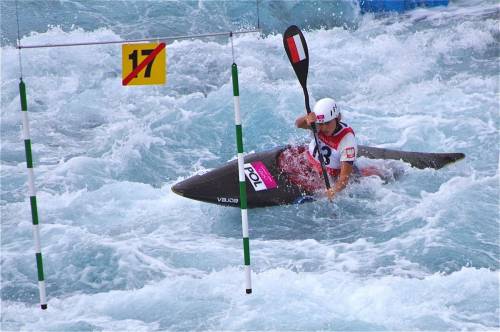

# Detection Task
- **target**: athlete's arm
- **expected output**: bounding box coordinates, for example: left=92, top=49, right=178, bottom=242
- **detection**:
left=327, top=132, right=357, bottom=201
left=327, top=161, right=353, bottom=201
left=295, top=112, right=316, bottom=129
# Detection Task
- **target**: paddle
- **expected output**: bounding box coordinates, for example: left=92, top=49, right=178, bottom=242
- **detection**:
left=283, top=25, right=331, bottom=191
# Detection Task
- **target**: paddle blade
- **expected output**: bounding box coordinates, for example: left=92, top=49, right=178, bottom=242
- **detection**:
left=283, top=25, right=309, bottom=87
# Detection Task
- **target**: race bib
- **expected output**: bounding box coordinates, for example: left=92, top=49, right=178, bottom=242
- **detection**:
left=308, top=140, right=341, bottom=169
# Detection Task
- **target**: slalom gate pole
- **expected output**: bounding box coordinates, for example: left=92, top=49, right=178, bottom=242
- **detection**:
left=231, top=61, right=252, bottom=294
left=19, top=80, right=48, bottom=310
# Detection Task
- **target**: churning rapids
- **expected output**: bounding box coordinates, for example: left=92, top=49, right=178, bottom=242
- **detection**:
left=1, top=1, right=498, bottom=330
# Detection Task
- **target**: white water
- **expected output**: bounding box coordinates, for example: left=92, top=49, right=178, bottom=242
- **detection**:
left=1, top=1, right=498, bottom=330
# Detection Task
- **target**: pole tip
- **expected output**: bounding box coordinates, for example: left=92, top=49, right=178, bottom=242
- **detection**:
left=246, top=289, right=252, bottom=294
left=41, top=304, right=47, bottom=310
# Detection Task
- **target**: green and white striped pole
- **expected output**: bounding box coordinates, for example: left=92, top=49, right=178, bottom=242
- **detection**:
left=231, top=63, right=252, bottom=294
left=19, top=79, right=48, bottom=310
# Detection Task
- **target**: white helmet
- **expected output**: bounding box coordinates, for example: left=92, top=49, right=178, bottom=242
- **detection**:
left=313, top=98, right=340, bottom=124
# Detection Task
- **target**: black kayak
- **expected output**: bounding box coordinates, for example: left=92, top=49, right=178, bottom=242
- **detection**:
left=171, top=145, right=465, bottom=208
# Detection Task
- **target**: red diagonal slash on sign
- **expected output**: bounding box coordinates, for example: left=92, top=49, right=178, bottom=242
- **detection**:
left=122, top=42, right=166, bottom=85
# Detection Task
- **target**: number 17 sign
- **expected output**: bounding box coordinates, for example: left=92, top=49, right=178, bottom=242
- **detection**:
left=122, top=42, right=166, bottom=86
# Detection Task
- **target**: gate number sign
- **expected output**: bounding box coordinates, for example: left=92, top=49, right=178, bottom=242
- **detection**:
left=122, top=42, right=166, bottom=86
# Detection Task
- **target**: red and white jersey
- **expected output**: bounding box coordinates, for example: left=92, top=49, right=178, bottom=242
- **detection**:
left=307, top=122, right=357, bottom=175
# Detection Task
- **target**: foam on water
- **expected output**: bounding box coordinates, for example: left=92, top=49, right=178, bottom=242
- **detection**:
left=2, top=266, right=498, bottom=330
left=1, top=1, right=499, bottom=330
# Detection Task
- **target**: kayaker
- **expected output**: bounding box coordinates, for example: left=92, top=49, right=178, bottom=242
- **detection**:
left=295, top=97, right=357, bottom=200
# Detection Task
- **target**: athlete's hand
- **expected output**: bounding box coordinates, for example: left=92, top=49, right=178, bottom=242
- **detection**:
left=305, top=112, right=317, bottom=126
left=326, top=188, right=335, bottom=201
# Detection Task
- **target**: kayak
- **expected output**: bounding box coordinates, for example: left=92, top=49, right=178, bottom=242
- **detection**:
left=171, top=145, right=464, bottom=208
